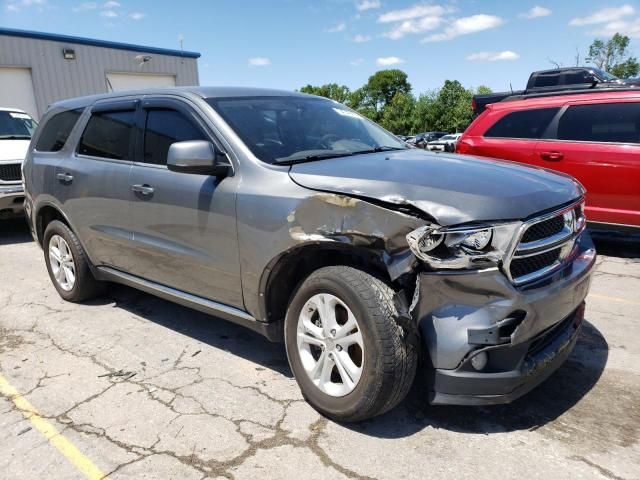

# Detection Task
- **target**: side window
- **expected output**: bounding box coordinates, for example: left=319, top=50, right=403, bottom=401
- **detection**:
left=484, top=108, right=560, bottom=139
left=79, top=110, right=135, bottom=160
left=557, top=103, right=640, bottom=144
left=35, top=109, right=83, bottom=152
left=143, top=109, right=207, bottom=165
left=563, top=71, right=591, bottom=85
left=534, top=72, right=560, bottom=88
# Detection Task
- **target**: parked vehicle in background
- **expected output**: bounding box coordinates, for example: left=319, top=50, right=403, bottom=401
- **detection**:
left=0, top=108, right=37, bottom=219
left=473, top=67, right=633, bottom=115
left=427, top=133, right=462, bottom=152
left=458, top=89, right=640, bottom=231
left=24, top=87, right=594, bottom=421
left=410, top=131, right=448, bottom=148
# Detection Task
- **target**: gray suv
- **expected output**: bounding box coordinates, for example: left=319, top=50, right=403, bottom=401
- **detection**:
left=23, top=88, right=596, bottom=422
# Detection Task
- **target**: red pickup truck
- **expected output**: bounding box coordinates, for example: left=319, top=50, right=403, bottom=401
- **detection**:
left=458, top=90, right=640, bottom=231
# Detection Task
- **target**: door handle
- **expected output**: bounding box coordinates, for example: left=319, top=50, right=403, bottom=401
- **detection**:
left=539, top=151, right=564, bottom=161
left=131, top=184, right=155, bottom=195
left=56, top=173, right=73, bottom=182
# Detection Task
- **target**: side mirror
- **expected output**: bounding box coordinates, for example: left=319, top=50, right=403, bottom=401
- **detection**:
left=167, top=140, right=231, bottom=177
left=583, top=74, right=599, bottom=86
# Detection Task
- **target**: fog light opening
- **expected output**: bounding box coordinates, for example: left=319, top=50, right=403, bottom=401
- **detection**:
left=470, top=351, right=488, bottom=371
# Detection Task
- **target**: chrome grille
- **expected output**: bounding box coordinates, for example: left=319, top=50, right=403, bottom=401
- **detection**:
left=507, top=201, right=586, bottom=285
left=0, top=163, right=21, bottom=182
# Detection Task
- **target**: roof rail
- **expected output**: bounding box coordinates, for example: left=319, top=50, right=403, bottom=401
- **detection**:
left=503, top=85, right=638, bottom=103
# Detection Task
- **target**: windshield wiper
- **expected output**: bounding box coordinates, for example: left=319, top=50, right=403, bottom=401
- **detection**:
left=273, top=151, right=354, bottom=165
left=351, top=146, right=406, bottom=155
left=0, top=135, right=31, bottom=140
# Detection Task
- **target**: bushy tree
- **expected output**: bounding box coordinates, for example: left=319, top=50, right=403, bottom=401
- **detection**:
left=299, top=83, right=352, bottom=104
left=587, top=33, right=640, bottom=78
left=379, top=92, right=415, bottom=135
left=354, top=70, right=412, bottom=120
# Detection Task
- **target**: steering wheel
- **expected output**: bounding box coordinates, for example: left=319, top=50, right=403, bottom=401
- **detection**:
left=316, top=133, right=341, bottom=149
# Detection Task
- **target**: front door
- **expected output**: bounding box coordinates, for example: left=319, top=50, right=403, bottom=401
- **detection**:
left=127, top=98, right=243, bottom=308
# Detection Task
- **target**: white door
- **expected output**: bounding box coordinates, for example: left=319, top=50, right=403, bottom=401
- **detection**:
left=0, top=67, right=39, bottom=119
left=106, top=72, right=176, bottom=92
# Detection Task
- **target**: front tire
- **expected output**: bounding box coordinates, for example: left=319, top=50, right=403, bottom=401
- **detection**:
left=43, top=220, right=105, bottom=302
left=285, top=266, right=418, bottom=422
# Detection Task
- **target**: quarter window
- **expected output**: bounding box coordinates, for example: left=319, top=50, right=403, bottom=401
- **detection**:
left=557, top=103, right=640, bottom=143
left=35, top=109, right=82, bottom=152
left=143, top=109, right=206, bottom=165
left=484, top=108, right=559, bottom=139
left=79, top=110, right=135, bottom=160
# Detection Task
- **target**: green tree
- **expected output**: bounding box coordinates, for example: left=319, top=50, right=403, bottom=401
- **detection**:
left=357, top=69, right=412, bottom=120
left=379, top=92, right=415, bottom=135
left=299, top=83, right=352, bottom=104
left=586, top=33, right=640, bottom=78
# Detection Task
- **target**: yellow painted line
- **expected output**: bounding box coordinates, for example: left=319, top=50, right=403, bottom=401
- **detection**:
left=0, top=373, right=109, bottom=480
left=590, top=293, right=640, bottom=306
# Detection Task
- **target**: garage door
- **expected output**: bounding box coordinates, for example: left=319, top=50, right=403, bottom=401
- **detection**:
left=0, top=67, right=39, bottom=119
left=106, top=72, right=176, bottom=92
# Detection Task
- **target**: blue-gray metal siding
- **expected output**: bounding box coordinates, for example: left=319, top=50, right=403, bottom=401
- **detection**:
left=0, top=34, right=199, bottom=118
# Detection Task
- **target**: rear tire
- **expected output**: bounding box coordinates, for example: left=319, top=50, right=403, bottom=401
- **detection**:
left=43, top=220, right=105, bottom=302
left=285, top=266, right=418, bottom=422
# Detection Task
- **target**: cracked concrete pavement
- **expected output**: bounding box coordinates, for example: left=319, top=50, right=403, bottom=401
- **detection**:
left=1, top=219, right=639, bottom=479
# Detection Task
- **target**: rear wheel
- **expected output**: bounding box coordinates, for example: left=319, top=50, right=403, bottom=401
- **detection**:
left=43, top=220, right=105, bottom=302
left=285, top=266, right=418, bottom=422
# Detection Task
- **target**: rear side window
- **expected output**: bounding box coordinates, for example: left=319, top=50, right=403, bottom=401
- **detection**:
left=557, top=103, right=640, bottom=144
left=79, top=110, right=135, bottom=160
left=143, top=109, right=206, bottom=165
left=35, top=109, right=82, bottom=152
left=533, top=72, right=560, bottom=88
left=484, top=108, right=559, bottom=139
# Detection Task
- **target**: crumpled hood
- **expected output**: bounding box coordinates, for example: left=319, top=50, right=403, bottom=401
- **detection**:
left=0, top=140, right=30, bottom=162
left=289, top=150, right=582, bottom=226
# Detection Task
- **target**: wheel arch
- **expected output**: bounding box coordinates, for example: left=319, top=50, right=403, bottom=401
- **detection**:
left=35, top=203, right=72, bottom=247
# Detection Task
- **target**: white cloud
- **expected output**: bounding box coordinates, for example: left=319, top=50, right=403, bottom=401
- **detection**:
left=378, top=4, right=448, bottom=23
left=594, top=18, right=640, bottom=38
left=102, top=0, right=120, bottom=8
left=384, top=15, right=442, bottom=39
left=467, top=50, right=520, bottom=61
left=326, top=22, right=346, bottom=33
left=520, top=6, right=551, bottom=19
left=422, top=14, right=504, bottom=42
left=376, top=56, right=405, bottom=66
left=353, top=34, right=372, bottom=42
left=350, top=58, right=364, bottom=66
left=100, top=9, right=117, bottom=17
left=569, top=5, right=634, bottom=26
left=129, top=12, right=145, bottom=20
left=72, top=2, right=97, bottom=11
left=5, top=0, right=48, bottom=12
left=356, top=0, right=380, bottom=12
left=248, top=57, right=271, bottom=67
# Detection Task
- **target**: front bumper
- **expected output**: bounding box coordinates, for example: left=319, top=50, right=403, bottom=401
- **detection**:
left=0, top=184, right=25, bottom=219
left=413, top=232, right=596, bottom=405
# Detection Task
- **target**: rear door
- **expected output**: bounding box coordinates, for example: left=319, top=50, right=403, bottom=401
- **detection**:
left=536, top=99, right=640, bottom=227
left=55, top=99, right=137, bottom=269
left=127, top=97, right=243, bottom=308
left=466, top=107, right=560, bottom=164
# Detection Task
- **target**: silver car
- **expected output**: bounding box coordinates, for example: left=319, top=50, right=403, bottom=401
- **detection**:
left=23, top=87, right=595, bottom=421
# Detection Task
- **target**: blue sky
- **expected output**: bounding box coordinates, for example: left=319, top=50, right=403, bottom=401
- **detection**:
left=2, top=1, right=639, bottom=94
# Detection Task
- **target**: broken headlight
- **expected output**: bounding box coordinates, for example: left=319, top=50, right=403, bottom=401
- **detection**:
left=406, top=223, right=521, bottom=270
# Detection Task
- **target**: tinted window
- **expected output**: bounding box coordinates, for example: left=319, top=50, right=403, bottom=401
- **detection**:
left=534, top=72, right=560, bottom=88
left=35, top=109, right=81, bottom=152
left=484, top=108, right=560, bottom=139
left=207, top=96, right=406, bottom=164
left=557, top=103, right=640, bottom=143
left=79, top=110, right=135, bottom=160
left=143, top=109, right=206, bottom=165
left=563, top=71, right=592, bottom=85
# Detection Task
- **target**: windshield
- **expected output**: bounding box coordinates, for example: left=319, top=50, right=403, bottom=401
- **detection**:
left=592, top=68, right=619, bottom=82
left=206, top=96, right=406, bottom=164
left=0, top=111, right=37, bottom=139
left=440, top=135, right=456, bottom=141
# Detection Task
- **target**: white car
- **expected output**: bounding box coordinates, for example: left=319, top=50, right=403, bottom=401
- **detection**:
left=0, top=108, right=37, bottom=219
left=426, top=133, right=462, bottom=152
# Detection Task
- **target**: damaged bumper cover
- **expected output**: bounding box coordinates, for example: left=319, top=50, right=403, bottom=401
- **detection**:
left=413, top=232, right=596, bottom=406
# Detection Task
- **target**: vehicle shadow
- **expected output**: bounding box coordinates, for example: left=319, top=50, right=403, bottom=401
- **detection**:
left=590, top=230, right=640, bottom=259
left=0, top=218, right=32, bottom=245
left=98, top=284, right=293, bottom=378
